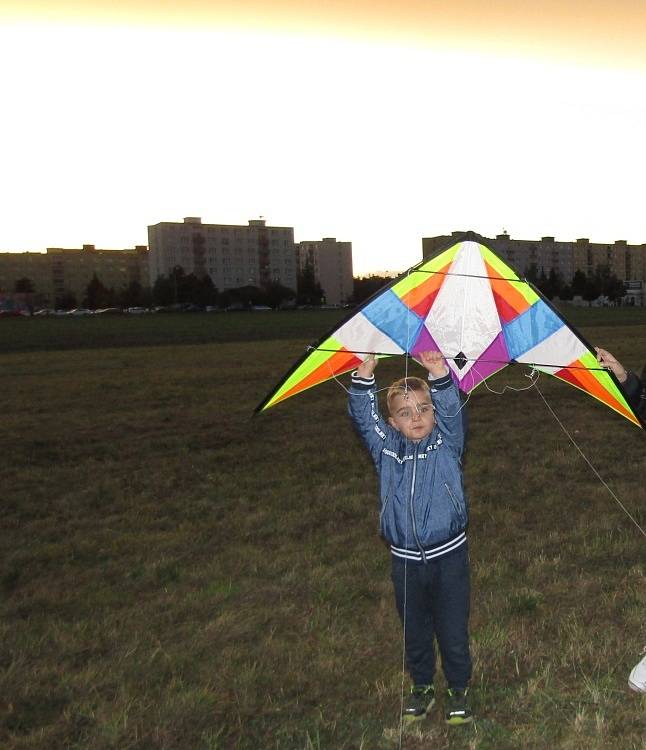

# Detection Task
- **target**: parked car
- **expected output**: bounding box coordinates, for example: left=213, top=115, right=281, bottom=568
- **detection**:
left=67, top=308, right=93, bottom=316
left=0, top=309, right=29, bottom=317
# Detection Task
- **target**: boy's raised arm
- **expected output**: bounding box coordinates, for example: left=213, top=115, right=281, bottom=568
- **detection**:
left=348, top=355, right=389, bottom=462
left=418, top=351, right=465, bottom=455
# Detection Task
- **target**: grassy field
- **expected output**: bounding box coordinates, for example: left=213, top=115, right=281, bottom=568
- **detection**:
left=1, top=305, right=646, bottom=354
left=1, top=310, right=645, bottom=749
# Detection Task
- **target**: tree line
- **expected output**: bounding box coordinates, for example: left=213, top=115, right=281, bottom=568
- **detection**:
left=350, top=263, right=628, bottom=305
left=7, top=265, right=326, bottom=311
left=7, top=262, right=628, bottom=311
left=524, top=263, right=626, bottom=303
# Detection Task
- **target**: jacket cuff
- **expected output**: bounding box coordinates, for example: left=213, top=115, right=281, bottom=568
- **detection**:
left=351, top=371, right=376, bottom=389
left=428, top=372, right=452, bottom=389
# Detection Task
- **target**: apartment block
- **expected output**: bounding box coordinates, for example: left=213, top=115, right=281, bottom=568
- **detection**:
left=0, top=245, right=149, bottom=307
left=0, top=252, right=51, bottom=299
left=423, top=231, right=646, bottom=288
left=148, top=217, right=297, bottom=292
left=296, top=237, right=353, bottom=306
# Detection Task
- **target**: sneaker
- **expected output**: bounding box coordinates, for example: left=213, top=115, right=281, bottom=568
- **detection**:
left=629, top=654, right=646, bottom=693
left=445, top=687, right=473, bottom=725
left=403, top=684, right=435, bottom=721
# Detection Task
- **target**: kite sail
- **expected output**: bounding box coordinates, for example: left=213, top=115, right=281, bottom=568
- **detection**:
left=256, top=232, right=643, bottom=428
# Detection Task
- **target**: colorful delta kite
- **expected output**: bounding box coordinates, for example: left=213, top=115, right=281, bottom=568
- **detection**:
left=256, top=232, right=644, bottom=428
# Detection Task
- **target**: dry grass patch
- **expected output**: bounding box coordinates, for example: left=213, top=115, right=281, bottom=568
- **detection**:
left=1, top=314, right=645, bottom=748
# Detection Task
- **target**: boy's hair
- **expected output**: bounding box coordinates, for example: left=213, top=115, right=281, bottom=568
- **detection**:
left=386, top=376, right=431, bottom=415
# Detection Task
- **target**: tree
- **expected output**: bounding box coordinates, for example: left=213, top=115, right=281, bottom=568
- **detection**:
left=352, top=275, right=391, bottom=305
left=152, top=274, right=175, bottom=306
left=571, top=270, right=587, bottom=297
left=604, top=275, right=626, bottom=302
left=176, top=272, right=206, bottom=306
left=119, top=280, right=146, bottom=309
left=560, top=283, right=573, bottom=301
left=14, top=277, right=34, bottom=293
left=263, top=281, right=295, bottom=309
left=582, top=275, right=602, bottom=302
left=151, top=266, right=189, bottom=306
left=523, top=263, right=539, bottom=284
left=84, top=273, right=114, bottom=309
left=540, top=268, right=563, bottom=300
left=234, top=285, right=263, bottom=307
left=192, top=274, right=219, bottom=308
left=594, top=264, right=625, bottom=302
left=56, top=291, right=77, bottom=310
left=297, top=264, right=324, bottom=306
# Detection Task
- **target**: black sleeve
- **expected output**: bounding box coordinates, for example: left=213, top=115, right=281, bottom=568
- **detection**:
left=623, top=371, right=646, bottom=423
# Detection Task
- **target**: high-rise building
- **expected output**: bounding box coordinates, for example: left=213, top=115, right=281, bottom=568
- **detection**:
left=296, top=238, right=353, bottom=306
left=147, top=217, right=297, bottom=292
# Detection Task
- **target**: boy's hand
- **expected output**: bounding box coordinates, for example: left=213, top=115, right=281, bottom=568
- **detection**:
left=418, top=350, right=449, bottom=378
left=595, top=347, right=628, bottom=383
left=356, top=354, right=377, bottom=379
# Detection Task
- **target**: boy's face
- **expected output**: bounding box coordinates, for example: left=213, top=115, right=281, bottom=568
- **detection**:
left=388, top=388, right=435, bottom=441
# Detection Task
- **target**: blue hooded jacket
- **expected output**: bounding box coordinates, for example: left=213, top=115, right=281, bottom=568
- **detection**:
left=348, top=370, right=468, bottom=562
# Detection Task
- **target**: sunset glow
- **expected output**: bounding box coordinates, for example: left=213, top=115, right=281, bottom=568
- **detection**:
left=1, top=2, right=645, bottom=275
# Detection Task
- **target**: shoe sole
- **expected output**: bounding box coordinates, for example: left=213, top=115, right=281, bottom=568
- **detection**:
left=403, top=698, right=435, bottom=722
left=445, top=715, right=474, bottom=725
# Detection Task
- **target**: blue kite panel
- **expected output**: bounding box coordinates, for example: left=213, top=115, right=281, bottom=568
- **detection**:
left=362, top=290, right=423, bottom=351
left=503, top=300, right=563, bottom=360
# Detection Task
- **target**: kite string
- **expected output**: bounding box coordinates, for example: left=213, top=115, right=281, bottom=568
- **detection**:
left=323, top=354, right=542, bottom=418
left=479, top=364, right=542, bottom=395
left=318, top=356, right=408, bottom=741
left=332, top=353, right=645, bottom=746
left=398, top=268, right=414, bottom=749
left=397, top=481, right=409, bottom=750
left=533, top=381, right=646, bottom=540
left=473, top=365, right=645, bottom=539
left=404, top=268, right=412, bottom=384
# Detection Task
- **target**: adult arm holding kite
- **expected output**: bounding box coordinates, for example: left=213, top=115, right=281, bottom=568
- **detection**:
left=595, top=346, right=646, bottom=694
left=596, top=347, right=646, bottom=423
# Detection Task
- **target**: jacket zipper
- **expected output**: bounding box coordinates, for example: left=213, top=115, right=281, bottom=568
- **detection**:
left=380, top=481, right=392, bottom=530
left=445, top=482, right=465, bottom=524
left=410, top=448, right=426, bottom=563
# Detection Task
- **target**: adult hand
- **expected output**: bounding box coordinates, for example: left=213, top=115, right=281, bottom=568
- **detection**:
left=595, top=347, right=628, bottom=383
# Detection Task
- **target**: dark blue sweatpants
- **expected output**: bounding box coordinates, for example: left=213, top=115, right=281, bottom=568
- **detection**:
left=390, top=543, right=472, bottom=689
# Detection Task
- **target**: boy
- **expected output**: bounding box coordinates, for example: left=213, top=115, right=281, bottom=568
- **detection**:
left=348, top=350, right=472, bottom=725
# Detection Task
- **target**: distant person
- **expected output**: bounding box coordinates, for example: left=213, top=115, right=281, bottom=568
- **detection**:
left=596, top=346, right=646, bottom=693
left=348, top=351, right=473, bottom=725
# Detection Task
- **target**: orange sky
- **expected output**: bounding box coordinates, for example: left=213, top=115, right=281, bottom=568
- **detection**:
left=3, top=0, right=646, bottom=69
left=2, top=1, right=646, bottom=273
